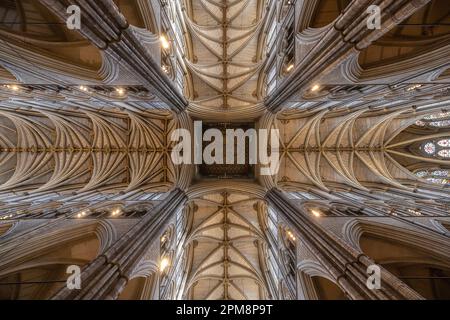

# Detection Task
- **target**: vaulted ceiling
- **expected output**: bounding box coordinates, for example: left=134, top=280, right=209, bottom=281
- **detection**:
left=184, top=0, right=267, bottom=120
left=0, top=106, right=175, bottom=204
left=183, top=191, right=269, bottom=300
left=0, top=0, right=448, bottom=301
left=274, top=108, right=448, bottom=193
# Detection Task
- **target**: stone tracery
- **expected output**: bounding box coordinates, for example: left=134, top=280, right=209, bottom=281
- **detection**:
left=0, top=0, right=449, bottom=301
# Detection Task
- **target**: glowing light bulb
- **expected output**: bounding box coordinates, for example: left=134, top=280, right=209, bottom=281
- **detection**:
left=311, top=209, right=321, bottom=217
left=160, top=35, right=170, bottom=50
left=311, top=84, right=320, bottom=92
left=286, top=230, right=296, bottom=241
left=116, top=88, right=125, bottom=95
left=286, top=64, right=294, bottom=72
left=6, top=84, right=19, bottom=91
left=160, top=257, right=170, bottom=272
left=111, top=209, right=121, bottom=217
left=407, top=84, right=422, bottom=92
left=162, top=65, right=169, bottom=74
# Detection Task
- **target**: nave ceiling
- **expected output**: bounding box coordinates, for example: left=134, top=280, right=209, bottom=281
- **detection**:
left=183, top=0, right=268, bottom=120
left=182, top=191, right=269, bottom=300
left=0, top=0, right=448, bottom=301
left=0, top=102, right=177, bottom=205
left=273, top=107, right=450, bottom=193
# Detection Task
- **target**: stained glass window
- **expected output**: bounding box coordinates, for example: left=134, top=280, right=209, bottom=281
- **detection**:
left=415, top=170, right=427, bottom=178
left=423, top=142, right=436, bottom=154
left=438, top=139, right=450, bottom=147
left=428, top=178, right=449, bottom=185
left=421, top=138, right=450, bottom=159
left=433, top=170, right=450, bottom=176
left=415, top=169, right=450, bottom=186
left=416, top=111, right=450, bottom=128
left=423, top=112, right=450, bottom=120
left=429, top=120, right=450, bottom=127
left=438, top=150, right=450, bottom=158
left=415, top=120, right=426, bottom=127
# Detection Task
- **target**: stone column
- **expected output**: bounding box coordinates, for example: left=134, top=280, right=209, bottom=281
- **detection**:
left=52, top=188, right=187, bottom=300
left=265, top=188, right=423, bottom=300
left=266, top=0, right=430, bottom=112
left=38, top=0, right=188, bottom=112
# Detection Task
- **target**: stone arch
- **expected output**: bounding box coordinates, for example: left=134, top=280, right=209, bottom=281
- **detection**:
left=0, top=222, right=16, bottom=238
left=342, top=219, right=450, bottom=261
left=297, top=260, right=347, bottom=300
left=343, top=219, right=450, bottom=299
left=0, top=261, right=79, bottom=300
left=358, top=0, right=450, bottom=70
left=116, top=242, right=160, bottom=300
left=118, top=274, right=158, bottom=300
left=0, top=220, right=116, bottom=277
left=348, top=0, right=450, bottom=83
left=309, top=276, right=348, bottom=300
left=0, top=220, right=116, bottom=299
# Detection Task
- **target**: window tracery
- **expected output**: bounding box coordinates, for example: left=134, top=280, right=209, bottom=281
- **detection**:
left=415, top=169, right=450, bottom=186
left=420, top=138, right=450, bottom=159
left=415, top=111, right=450, bottom=128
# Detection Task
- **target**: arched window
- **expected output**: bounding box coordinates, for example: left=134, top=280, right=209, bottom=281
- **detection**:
left=416, top=111, right=450, bottom=128
left=423, top=142, right=436, bottom=154
left=420, top=138, right=450, bottom=159
left=438, top=150, right=450, bottom=158
left=415, top=169, right=450, bottom=186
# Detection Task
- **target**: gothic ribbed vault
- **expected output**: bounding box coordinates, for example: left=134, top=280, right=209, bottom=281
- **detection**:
left=0, top=0, right=449, bottom=301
